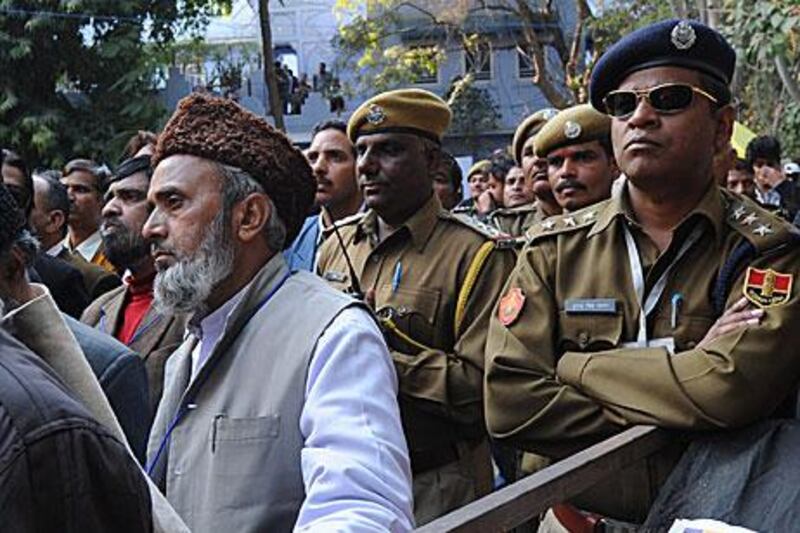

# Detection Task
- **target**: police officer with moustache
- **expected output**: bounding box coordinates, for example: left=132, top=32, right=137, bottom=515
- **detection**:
left=490, top=109, right=560, bottom=237
left=317, top=88, right=516, bottom=524
left=536, top=104, right=619, bottom=214
left=485, top=19, right=800, bottom=520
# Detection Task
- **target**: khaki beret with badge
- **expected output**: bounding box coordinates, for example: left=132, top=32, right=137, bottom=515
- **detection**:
left=511, top=108, right=558, bottom=165
left=347, top=88, right=452, bottom=143
left=534, top=104, right=611, bottom=158
left=467, top=159, right=491, bottom=178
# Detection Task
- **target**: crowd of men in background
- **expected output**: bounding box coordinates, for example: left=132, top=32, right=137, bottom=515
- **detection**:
left=2, top=17, right=800, bottom=533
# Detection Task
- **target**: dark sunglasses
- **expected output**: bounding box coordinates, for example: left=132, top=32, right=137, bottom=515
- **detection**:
left=603, top=83, right=718, bottom=119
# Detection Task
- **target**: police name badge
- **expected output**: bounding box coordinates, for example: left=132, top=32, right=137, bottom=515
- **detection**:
left=498, top=287, right=526, bottom=326
left=565, top=298, right=618, bottom=315
left=743, top=267, right=793, bottom=308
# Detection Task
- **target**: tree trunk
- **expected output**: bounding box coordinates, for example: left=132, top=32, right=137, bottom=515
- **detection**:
left=258, top=0, right=285, bottom=131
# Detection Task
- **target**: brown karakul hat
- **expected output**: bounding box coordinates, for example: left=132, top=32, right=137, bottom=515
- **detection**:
left=153, top=93, right=315, bottom=248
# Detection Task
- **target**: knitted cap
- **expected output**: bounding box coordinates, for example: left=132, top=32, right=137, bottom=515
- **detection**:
left=534, top=104, right=611, bottom=158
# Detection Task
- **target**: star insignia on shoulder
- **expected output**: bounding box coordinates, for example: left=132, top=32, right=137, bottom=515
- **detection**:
left=732, top=205, right=747, bottom=220
left=581, top=211, right=597, bottom=223
left=753, top=224, right=773, bottom=236
left=743, top=213, right=758, bottom=226
left=541, top=220, right=556, bottom=231
left=563, top=216, right=577, bottom=227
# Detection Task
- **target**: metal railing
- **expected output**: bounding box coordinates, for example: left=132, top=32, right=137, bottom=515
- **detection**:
left=416, top=426, right=670, bottom=532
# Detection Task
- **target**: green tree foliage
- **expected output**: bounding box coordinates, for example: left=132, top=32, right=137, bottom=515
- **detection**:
left=333, top=0, right=592, bottom=108
left=0, top=0, right=231, bottom=168
left=446, top=74, right=501, bottom=134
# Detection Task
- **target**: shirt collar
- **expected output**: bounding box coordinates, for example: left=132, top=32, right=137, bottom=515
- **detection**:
left=65, top=230, right=103, bottom=262
left=355, top=194, right=442, bottom=252
left=46, top=242, right=64, bottom=257
left=187, top=281, right=250, bottom=343
left=589, top=180, right=726, bottom=242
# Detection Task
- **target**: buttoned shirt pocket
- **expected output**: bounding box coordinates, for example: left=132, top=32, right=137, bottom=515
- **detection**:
left=377, top=284, right=442, bottom=353
left=558, top=312, right=624, bottom=352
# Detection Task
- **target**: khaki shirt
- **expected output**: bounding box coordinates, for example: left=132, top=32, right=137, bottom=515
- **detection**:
left=318, top=195, right=515, bottom=453
left=486, top=184, right=800, bottom=460
left=488, top=202, right=546, bottom=238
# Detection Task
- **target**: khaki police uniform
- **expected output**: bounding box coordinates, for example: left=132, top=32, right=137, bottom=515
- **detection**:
left=318, top=194, right=515, bottom=524
left=485, top=183, right=800, bottom=519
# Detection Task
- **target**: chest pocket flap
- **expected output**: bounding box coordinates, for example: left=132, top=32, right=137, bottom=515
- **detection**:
left=377, top=284, right=441, bottom=325
left=558, top=312, right=624, bottom=352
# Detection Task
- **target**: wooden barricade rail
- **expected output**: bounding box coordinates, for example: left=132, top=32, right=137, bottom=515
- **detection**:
left=415, top=425, right=671, bottom=533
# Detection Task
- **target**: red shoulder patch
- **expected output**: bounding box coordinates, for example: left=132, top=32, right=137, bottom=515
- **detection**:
left=743, top=267, right=793, bottom=308
left=498, top=288, right=526, bottom=326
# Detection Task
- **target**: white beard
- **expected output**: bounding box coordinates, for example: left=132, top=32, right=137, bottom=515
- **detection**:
left=152, top=209, right=235, bottom=316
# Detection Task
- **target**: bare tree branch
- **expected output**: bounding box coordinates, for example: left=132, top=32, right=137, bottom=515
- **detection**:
left=565, top=0, right=591, bottom=103
left=775, top=54, right=800, bottom=105
left=513, top=0, right=570, bottom=108
left=258, top=0, right=284, bottom=131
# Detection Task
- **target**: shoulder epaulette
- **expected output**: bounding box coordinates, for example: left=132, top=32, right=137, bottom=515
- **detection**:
left=451, top=204, right=475, bottom=215
left=334, top=211, right=367, bottom=227
left=321, top=211, right=366, bottom=238
left=491, top=203, right=537, bottom=218
left=444, top=211, right=511, bottom=241
left=524, top=203, right=604, bottom=243
left=723, top=191, right=799, bottom=253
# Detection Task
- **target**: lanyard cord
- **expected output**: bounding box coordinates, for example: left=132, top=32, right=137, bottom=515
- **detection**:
left=623, top=224, right=704, bottom=345
left=146, top=270, right=293, bottom=476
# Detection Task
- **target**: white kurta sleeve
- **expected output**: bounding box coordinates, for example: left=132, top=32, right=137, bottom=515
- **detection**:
left=295, top=306, right=414, bottom=532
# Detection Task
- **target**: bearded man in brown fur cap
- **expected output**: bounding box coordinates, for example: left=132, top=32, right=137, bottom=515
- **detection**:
left=144, top=93, right=413, bottom=532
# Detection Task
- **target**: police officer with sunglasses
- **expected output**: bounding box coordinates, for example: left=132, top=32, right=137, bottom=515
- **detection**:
left=486, top=19, right=800, bottom=523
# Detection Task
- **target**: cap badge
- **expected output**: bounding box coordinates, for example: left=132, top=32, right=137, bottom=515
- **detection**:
left=671, top=20, right=696, bottom=50
left=564, top=121, right=582, bottom=139
left=366, top=104, right=387, bottom=125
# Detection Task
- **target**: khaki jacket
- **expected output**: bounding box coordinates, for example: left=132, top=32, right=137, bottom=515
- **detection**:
left=486, top=184, right=800, bottom=518
left=317, top=194, right=515, bottom=472
left=82, top=285, right=188, bottom=414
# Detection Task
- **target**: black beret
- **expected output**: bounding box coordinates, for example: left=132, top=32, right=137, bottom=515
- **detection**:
left=0, top=183, right=25, bottom=252
left=590, top=19, right=736, bottom=111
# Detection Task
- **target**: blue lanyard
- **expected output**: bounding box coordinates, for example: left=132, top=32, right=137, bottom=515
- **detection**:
left=146, top=270, right=293, bottom=476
